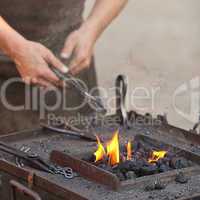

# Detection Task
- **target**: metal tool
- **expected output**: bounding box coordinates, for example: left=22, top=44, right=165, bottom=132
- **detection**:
left=52, top=166, right=74, bottom=179
left=40, top=122, right=96, bottom=142
left=0, top=142, right=74, bottom=179
left=15, top=145, right=31, bottom=167
left=50, top=66, right=106, bottom=114
left=115, top=75, right=129, bottom=128
left=0, top=142, right=53, bottom=173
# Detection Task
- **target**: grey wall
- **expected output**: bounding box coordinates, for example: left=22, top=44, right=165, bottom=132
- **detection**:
left=85, top=0, right=200, bottom=130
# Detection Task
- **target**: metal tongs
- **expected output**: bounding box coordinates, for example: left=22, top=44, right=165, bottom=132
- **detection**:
left=50, top=66, right=106, bottom=114
left=0, top=142, right=74, bottom=179
left=0, top=142, right=53, bottom=173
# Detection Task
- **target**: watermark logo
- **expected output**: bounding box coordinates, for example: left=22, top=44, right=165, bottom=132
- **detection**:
left=1, top=76, right=199, bottom=126
left=173, top=77, right=200, bottom=123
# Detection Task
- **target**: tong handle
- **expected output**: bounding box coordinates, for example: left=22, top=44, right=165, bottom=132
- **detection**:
left=49, top=66, right=106, bottom=113
left=50, top=66, right=85, bottom=91
left=0, top=142, right=52, bottom=173
left=0, top=142, right=28, bottom=158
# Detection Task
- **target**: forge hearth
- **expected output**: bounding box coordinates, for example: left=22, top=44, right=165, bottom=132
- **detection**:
left=1, top=122, right=200, bottom=199
left=84, top=133, right=194, bottom=182
left=1, top=107, right=200, bottom=199
left=51, top=133, right=200, bottom=192
left=1, top=74, right=200, bottom=199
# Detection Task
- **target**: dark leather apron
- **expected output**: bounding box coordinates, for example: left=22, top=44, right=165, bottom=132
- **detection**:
left=0, top=0, right=98, bottom=134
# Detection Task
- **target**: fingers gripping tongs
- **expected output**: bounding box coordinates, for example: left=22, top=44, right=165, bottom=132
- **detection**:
left=50, top=66, right=106, bottom=114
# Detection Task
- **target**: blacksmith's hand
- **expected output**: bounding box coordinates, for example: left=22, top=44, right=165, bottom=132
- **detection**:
left=0, top=16, right=68, bottom=88
left=14, top=41, right=68, bottom=87
left=61, top=23, right=96, bottom=75
left=60, top=0, right=128, bottom=75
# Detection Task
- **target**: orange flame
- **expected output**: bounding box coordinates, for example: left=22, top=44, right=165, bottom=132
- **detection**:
left=94, top=136, right=106, bottom=162
left=107, top=130, right=120, bottom=166
left=126, top=141, right=132, bottom=160
left=148, top=150, right=167, bottom=163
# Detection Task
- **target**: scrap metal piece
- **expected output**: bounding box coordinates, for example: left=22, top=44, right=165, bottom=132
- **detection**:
left=51, top=165, right=74, bottom=179
left=50, top=150, right=120, bottom=191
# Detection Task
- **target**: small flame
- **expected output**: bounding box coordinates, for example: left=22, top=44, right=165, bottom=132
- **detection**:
left=126, top=141, right=132, bottom=160
left=94, top=136, right=106, bottom=162
left=148, top=150, right=167, bottom=163
left=107, top=130, right=120, bottom=166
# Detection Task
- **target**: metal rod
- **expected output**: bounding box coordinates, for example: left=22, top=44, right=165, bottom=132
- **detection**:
left=40, top=123, right=96, bottom=141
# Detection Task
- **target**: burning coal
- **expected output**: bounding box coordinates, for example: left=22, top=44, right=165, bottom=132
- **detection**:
left=91, top=131, right=192, bottom=181
left=94, top=131, right=167, bottom=167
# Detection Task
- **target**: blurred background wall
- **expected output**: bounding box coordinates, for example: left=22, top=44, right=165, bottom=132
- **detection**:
left=84, top=0, right=200, bottom=130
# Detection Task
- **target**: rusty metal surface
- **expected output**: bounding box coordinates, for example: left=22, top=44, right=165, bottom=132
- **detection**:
left=0, top=160, right=88, bottom=200
left=50, top=150, right=120, bottom=191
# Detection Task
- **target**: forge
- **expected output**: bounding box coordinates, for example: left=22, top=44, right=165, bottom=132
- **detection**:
left=1, top=113, right=200, bottom=200
left=0, top=75, right=200, bottom=200
left=50, top=131, right=200, bottom=192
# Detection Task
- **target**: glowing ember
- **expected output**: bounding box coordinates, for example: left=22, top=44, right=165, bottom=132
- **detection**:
left=148, top=150, right=167, bottom=163
left=107, top=130, right=120, bottom=166
left=94, top=136, right=106, bottom=162
left=126, top=141, right=132, bottom=160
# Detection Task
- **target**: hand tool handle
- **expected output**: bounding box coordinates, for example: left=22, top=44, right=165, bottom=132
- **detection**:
left=0, top=142, right=53, bottom=173
left=49, top=66, right=106, bottom=113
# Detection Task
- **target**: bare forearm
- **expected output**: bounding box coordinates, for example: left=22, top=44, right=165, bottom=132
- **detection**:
left=61, top=0, right=128, bottom=74
left=0, top=16, right=26, bottom=59
left=84, top=0, right=128, bottom=40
